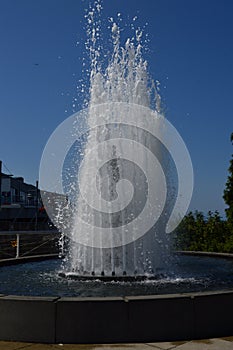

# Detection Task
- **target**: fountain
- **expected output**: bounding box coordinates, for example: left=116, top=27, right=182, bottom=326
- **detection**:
left=0, top=1, right=233, bottom=344
left=39, top=3, right=193, bottom=280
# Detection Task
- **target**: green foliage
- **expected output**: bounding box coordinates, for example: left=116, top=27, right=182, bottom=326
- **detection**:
left=174, top=210, right=233, bottom=253
left=223, top=133, right=233, bottom=223
left=174, top=132, right=233, bottom=253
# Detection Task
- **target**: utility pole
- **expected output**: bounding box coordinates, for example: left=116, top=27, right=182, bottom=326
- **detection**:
left=0, top=160, right=2, bottom=210
left=35, top=180, right=39, bottom=231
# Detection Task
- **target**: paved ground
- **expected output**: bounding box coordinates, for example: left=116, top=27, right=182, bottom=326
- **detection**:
left=1, top=338, right=233, bottom=350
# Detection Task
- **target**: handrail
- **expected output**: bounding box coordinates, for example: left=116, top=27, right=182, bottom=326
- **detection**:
left=0, top=231, right=60, bottom=260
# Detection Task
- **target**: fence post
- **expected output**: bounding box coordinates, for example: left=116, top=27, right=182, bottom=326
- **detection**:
left=16, top=234, right=20, bottom=258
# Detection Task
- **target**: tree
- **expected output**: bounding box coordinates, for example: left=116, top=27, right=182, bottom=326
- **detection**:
left=223, top=133, right=233, bottom=224
left=174, top=210, right=229, bottom=252
left=174, top=211, right=196, bottom=250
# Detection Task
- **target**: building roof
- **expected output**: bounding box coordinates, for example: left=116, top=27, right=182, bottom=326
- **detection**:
left=1, top=173, right=37, bottom=193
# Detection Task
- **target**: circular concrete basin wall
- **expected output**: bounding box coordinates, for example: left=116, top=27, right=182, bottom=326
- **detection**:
left=0, top=290, right=233, bottom=343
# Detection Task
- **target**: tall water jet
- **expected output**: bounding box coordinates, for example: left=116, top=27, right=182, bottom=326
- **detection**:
left=39, top=2, right=193, bottom=279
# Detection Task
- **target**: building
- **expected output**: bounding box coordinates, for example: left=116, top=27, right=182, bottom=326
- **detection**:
left=1, top=173, right=38, bottom=207
left=0, top=166, right=54, bottom=231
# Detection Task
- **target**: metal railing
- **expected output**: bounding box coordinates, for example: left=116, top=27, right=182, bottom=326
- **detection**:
left=0, top=231, right=60, bottom=260
left=0, top=220, right=57, bottom=232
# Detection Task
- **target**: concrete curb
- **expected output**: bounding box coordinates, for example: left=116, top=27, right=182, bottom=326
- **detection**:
left=0, top=254, right=59, bottom=267
left=176, top=250, right=233, bottom=259
left=0, top=290, right=233, bottom=343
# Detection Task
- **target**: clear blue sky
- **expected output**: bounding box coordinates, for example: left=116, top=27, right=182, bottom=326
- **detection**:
left=0, top=0, right=232, bottom=216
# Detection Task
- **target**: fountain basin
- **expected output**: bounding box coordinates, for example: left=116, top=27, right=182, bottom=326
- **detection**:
left=0, top=290, right=233, bottom=343
left=0, top=254, right=233, bottom=343
left=2, top=254, right=233, bottom=297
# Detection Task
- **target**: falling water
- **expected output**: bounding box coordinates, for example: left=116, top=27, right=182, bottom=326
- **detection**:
left=60, top=3, right=176, bottom=279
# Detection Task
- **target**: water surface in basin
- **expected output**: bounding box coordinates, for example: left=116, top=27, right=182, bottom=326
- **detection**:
left=1, top=255, right=233, bottom=297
